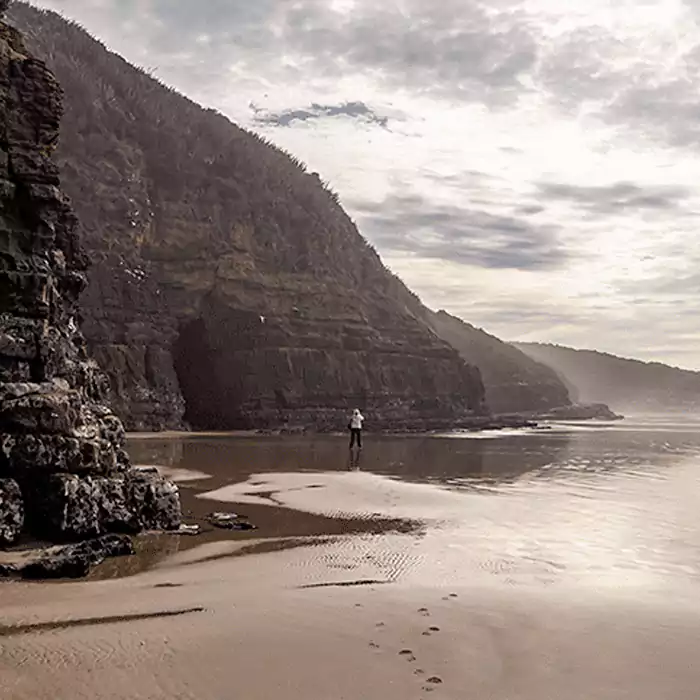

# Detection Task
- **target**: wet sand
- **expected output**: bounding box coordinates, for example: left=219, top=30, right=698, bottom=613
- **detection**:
left=2, top=540, right=700, bottom=700
left=4, top=426, right=700, bottom=698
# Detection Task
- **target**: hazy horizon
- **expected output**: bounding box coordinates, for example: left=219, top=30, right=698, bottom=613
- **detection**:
left=24, top=0, right=700, bottom=370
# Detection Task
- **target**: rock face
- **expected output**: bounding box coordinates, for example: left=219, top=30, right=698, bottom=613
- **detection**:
left=9, top=4, right=486, bottom=431
left=533, top=403, right=623, bottom=421
left=517, top=342, right=700, bottom=414
left=0, top=16, right=180, bottom=547
left=0, top=478, right=22, bottom=546
left=33, top=469, right=181, bottom=540
left=427, top=311, right=572, bottom=414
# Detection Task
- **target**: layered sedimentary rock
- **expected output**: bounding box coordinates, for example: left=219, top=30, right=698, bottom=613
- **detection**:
left=0, top=15, right=180, bottom=546
left=427, top=311, right=572, bottom=414
left=10, top=4, right=485, bottom=431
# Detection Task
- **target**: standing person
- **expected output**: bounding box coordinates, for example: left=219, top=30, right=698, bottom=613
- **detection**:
left=348, top=408, right=364, bottom=449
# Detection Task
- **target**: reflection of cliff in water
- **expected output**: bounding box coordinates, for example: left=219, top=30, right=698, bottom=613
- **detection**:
left=89, top=532, right=184, bottom=581
left=128, top=433, right=572, bottom=490
left=363, top=434, right=572, bottom=486
left=129, top=438, right=184, bottom=468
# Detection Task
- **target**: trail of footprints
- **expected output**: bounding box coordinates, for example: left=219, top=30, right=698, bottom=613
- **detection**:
left=366, top=593, right=460, bottom=695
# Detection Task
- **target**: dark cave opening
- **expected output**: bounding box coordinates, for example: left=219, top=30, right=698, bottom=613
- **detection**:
left=172, top=317, right=234, bottom=430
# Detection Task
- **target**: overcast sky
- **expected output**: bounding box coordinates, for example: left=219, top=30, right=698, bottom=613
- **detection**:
left=28, top=0, right=700, bottom=369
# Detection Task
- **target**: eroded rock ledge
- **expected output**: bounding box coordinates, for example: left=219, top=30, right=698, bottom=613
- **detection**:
left=0, top=18, right=180, bottom=569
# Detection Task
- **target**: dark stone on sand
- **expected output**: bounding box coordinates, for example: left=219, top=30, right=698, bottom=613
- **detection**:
left=207, top=512, right=256, bottom=531
left=18, top=534, right=134, bottom=580
left=0, top=479, right=23, bottom=547
left=175, top=523, right=201, bottom=536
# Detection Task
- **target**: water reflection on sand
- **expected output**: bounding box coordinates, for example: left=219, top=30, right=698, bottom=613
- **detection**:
left=5, top=419, right=700, bottom=700
left=122, top=418, right=700, bottom=593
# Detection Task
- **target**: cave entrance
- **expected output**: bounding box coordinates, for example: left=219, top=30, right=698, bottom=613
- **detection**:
left=172, top=317, right=237, bottom=429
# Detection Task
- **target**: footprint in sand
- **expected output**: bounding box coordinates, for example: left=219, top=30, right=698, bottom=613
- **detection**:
left=414, top=669, right=425, bottom=677
left=375, top=622, right=385, bottom=628
left=368, top=642, right=380, bottom=649
left=422, top=676, right=444, bottom=692
left=399, top=649, right=417, bottom=662
left=418, top=607, right=430, bottom=616
left=429, top=626, right=440, bottom=632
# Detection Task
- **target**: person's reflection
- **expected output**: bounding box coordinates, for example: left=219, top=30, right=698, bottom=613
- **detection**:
left=348, top=447, right=362, bottom=471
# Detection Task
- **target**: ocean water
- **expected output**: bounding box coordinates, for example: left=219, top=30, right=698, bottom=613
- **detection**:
left=126, top=415, right=700, bottom=595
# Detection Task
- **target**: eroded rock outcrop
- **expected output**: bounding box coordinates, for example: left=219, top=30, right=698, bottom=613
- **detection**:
left=10, top=4, right=486, bottom=431
left=0, top=16, right=180, bottom=555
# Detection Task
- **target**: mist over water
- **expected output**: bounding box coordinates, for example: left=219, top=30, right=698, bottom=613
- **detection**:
left=128, top=416, right=700, bottom=596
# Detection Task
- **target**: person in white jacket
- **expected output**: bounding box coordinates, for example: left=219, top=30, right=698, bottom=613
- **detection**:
left=348, top=408, right=364, bottom=449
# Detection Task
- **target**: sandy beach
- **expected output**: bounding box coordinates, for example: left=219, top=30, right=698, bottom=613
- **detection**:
left=2, top=538, right=700, bottom=700
left=4, top=427, right=700, bottom=699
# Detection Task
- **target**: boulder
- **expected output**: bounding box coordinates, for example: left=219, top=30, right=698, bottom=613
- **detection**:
left=30, top=470, right=181, bottom=540
left=20, top=534, right=134, bottom=580
left=127, top=468, right=182, bottom=531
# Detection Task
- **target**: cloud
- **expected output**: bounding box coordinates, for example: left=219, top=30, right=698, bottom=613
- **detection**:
left=278, top=0, right=539, bottom=105
left=517, top=205, right=546, bottom=216
left=26, top=0, right=700, bottom=150
left=25, top=0, right=540, bottom=105
left=251, top=100, right=390, bottom=128
left=538, top=181, right=692, bottom=215
left=353, top=193, right=569, bottom=271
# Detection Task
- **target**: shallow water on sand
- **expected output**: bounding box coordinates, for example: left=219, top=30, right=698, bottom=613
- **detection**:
left=126, top=415, right=700, bottom=595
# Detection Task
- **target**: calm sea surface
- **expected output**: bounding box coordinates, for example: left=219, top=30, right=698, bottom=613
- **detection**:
left=126, top=415, right=700, bottom=594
